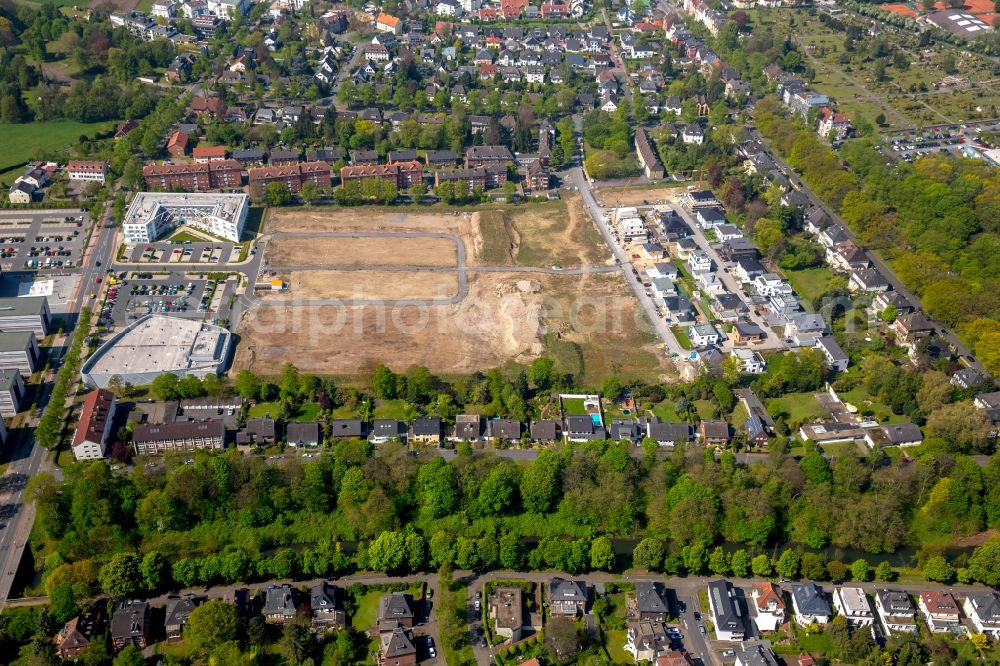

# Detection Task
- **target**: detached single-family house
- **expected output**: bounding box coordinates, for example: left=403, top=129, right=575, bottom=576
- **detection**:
left=918, top=591, right=961, bottom=633
left=625, top=622, right=670, bottom=662
left=370, top=419, right=407, bottom=444
left=690, top=323, right=720, bottom=348
left=530, top=419, right=562, bottom=442
left=790, top=583, right=831, bottom=627
left=378, top=593, right=415, bottom=628
left=111, top=600, right=151, bottom=650
left=707, top=580, right=745, bottom=641
left=815, top=336, right=849, bottom=372
left=751, top=582, right=785, bottom=632
left=833, top=586, right=874, bottom=627
left=286, top=421, right=320, bottom=447
left=164, top=595, right=202, bottom=640
left=630, top=582, right=669, bottom=622
left=964, top=591, right=1000, bottom=638
left=264, top=585, right=297, bottom=624
left=311, top=582, right=346, bottom=627
left=410, top=416, right=442, bottom=445
left=491, top=587, right=525, bottom=641
left=549, top=578, right=589, bottom=616
left=874, top=589, right=918, bottom=636
left=699, top=419, right=730, bottom=445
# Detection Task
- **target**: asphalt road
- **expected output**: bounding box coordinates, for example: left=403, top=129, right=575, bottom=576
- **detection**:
left=567, top=167, right=687, bottom=359
left=667, top=203, right=787, bottom=352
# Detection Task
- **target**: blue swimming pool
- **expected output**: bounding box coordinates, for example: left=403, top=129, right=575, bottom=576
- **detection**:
left=591, top=413, right=602, bottom=426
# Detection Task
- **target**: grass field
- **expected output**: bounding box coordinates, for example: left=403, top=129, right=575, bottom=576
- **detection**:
left=248, top=401, right=321, bottom=422
left=671, top=327, right=693, bottom=350
left=561, top=397, right=588, bottom=415
left=784, top=264, right=839, bottom=307
left=766, top=392, right=825, bottom=424
left=0, top=120, right=117, bottom=173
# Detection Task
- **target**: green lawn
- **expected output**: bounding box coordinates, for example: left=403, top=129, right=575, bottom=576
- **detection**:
left=671, top=327, right=693, bottom=350
left=604, top=629, right=632, bottom=664
left=561, top=397, right=588, bottom=415
left=350, top=591, right=382, bottom=631
left=373, top=399, right=410, bottom=420
left=837, top=385, right=908, bottom=425
left=168, top=231, right=206, bottom=243
left=248, top=401, right=321, bottom=422
left=650, top=401, right=679, bottom=421
left=784, top=265, right=839, bottom=307
left=0, top=120, right=118, bottom=173
left=765, top=392, right=825, bottom=424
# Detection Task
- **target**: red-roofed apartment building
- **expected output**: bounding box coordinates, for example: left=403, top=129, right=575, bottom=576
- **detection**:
left=192, top=146, right=229, bottom=162
left=375, top=12, right=401, bottom=33
left=66, top=161, right=109, bottom=184
left=167, top=131, right=190, bottom=157
left=500, top=0, right=528, bottom=18
left=72, top=389, right=117, bottom=461
left=817, top=107, right=850, bottom=142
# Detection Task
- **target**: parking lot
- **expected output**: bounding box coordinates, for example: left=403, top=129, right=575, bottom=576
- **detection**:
left=95, top=272, right=235, bottom=330
left=124, top=240, right=248, bottom=266
left=0, top=210, right=89, bottom=272
left=881, top=122, right=999, bottom=162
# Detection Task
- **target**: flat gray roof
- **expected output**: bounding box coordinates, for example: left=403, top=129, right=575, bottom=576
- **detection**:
left=0, top=297, right=47, bottom=317
left=0, top=331, right=33, bottom=352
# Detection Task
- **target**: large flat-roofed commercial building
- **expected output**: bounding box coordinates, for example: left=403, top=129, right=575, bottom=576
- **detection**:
left=122, top=192, right=249, bottom=243
left=81, top=314, right=231, bottom=388
left=133, top=418, right=225, bottom=455
left=0, top=296, right=51, bottom=336
left=0, top=331, right=40, bottom=375
left=0, top=369, right=25, bottom=418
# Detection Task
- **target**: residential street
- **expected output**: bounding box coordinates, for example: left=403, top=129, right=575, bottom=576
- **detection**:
left=567, top=166, right=688, bottom=361
left=667, top=202, right=786, bottom=352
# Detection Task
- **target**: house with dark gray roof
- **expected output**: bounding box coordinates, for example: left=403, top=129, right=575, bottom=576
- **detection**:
left=707, top=580, right=744, bottom=640
left=264, top=585, right=297, bottom=624
left=530, top=419, right=561, bottom=442
left=549, top=578, right=589, bottom=616
left=630, top=582, right=669, bottom=622
left=380, top=626, right=417, bottom=666
left=311, top=581, right=346, bottom=626
left=410, top=416, right=442, bottom=444
left=609, top=420, right=641, bottom=443
left=378, top=593, right=415, bottom=628
left=111, top=600, right=150, bottom=650
left=286, top=421, right=321, bottom=447
left=791, top=582, right=832, bottom=626
left=329, top=418, right=366, bottom=439
left=565, top=414, right=606, bottom=441
left=370, top=419, right=407, bottom=444
left=646, top=420, right=692, bottom=446
left=486, top=418, right=521, bottom=441
left=164, top=595, right=202, bottom=640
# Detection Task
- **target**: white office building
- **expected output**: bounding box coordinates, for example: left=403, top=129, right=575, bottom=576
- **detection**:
left=123, top=192, right=249, bottom=243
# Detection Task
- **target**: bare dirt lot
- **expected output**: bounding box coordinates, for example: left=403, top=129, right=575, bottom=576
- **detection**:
left=236, top=272, right=546, bottom=375
left=267, top=270, right=459, bottom=301
left=237, top=201, right=669, bottom=381
left=474, top=196, right=609, bottom=268
left=593, top=184, right=695, bottom=207
left=266, top=236, right=459, bottom=268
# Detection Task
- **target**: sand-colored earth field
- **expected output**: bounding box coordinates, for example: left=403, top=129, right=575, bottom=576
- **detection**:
left=235, top=199, right=668, bottom=382
left=269, top=270, right=459, bottom=301
left=266, top=236, right=459, bottom=268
